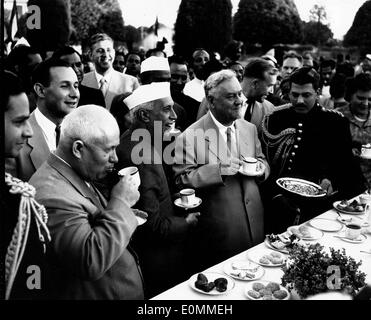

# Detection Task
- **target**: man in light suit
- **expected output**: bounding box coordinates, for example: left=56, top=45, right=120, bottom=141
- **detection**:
left=173, top=70, right=270, bottom=271
left=13, top=59, right=79, bottom=181
left=29, top=105, right=144, bottom=299
left=82, top=33, right=139, bottom=110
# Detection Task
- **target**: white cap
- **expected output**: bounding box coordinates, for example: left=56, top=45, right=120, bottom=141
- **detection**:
left=366, top=54, right=371, bottom=61
left=124, top=82, right=171, bottom=110
left=140, top=56, right=170, bottom=73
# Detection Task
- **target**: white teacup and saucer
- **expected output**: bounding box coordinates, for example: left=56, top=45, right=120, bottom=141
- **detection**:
left=174, top=188, right=202, bottom=209
left=239, top=156, right=265, bottom=177
left=360, top=144, right=371, bottom=160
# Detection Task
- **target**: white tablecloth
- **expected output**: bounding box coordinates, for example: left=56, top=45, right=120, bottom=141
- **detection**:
left=152, top=206, right=371, bottom=300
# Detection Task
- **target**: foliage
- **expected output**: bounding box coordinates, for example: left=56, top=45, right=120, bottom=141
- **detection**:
left=26, top=0, right=71, bottom=53
left=123, top=25, right=141, bottom=51
left=309, top=4, right=328, bottom=24
left=233, top=0, right=303, bottom=50
left=281, top=243, right=366, bottom=299
left=70, top=0, right=124, bottom=46
left=174, top=0, right=232, bottom=59
left=302, top=21, right=333, bottom=46
left=344, top=0, right=371, bottom=55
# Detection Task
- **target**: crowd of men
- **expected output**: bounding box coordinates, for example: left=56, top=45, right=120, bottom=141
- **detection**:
left=2, top=33, right=371, bottom=300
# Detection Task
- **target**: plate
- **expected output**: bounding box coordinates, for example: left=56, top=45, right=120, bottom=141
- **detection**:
left=264, top=239, right=289, bottom=254
left=188, top=272, right=235, bottom=295
left=223, top=260, right=265, bottom=281
left=335, top=233, right=367, bottom=244
left=333, top=200, right=365, bottom=215
left=336, top=216, right=369, bottom=227
left=174, top=197, right=202, bottom=209
left=287, top=225, right=324, bottom=241
left=247, top=248, right=286, bottom=267
left=239, top=166, right=265, bottom=177
left=136, top=216, right=147, bottom=225
left=309, top=218, right=343, bottom=232
left=244, top=280, right=290, bottom=300
left=276, top=177, right=327, bottom=198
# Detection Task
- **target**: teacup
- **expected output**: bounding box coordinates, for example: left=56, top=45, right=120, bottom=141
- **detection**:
left=361, top=144, right=371, bottom=157
left=118, top=166, right=141, bottom=188
left=242, top=157, right=257, bottom=173
left=345, top=223, right=362, bottom=240
left=180, top=188, right=196, bottom=205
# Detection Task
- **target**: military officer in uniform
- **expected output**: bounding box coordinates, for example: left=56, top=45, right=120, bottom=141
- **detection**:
left=260, top=67, right=366, bottom=233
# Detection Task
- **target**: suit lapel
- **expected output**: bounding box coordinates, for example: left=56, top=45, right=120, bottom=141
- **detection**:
left=28, top=112, right=51, bottom=169
left=47, top=153, right=106, bottom=211
left=235, top=120, right=250, bottom=159
left=203, top=112, right=229, bottom=163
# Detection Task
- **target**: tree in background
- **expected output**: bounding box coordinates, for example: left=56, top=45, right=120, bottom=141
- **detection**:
left=26, top=0, right=71, bottom=54
left=302, top=5, right=333, bottom=46
left=174, top=0, right=232, bottom=59
left=344, top=0, right=371, bottom=55
left=233, top=0, right=303, bottom=50
left=123, top=25, right=141, bottom=51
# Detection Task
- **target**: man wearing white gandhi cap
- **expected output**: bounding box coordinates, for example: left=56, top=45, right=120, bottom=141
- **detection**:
left=115, top=81, right=200, bottom=298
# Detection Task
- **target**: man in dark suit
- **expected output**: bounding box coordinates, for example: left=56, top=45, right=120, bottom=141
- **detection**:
left=52, top=46, right=106, bottom=108
left=29, top=105, right=144, bottom=299
left=81, top=33, right=139, bottom=110
left=13, top=59, right=80, bottom=181
left=115, top=82, right=199, bottom=298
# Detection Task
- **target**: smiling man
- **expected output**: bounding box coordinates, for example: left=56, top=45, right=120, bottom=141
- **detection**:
left=13, top=59, right=80, bottom=181
left=82, top=33, right=139, bottom=110
left=115, top=82, right=200, bottom=298
left=261, top=67, right=366, bottom=233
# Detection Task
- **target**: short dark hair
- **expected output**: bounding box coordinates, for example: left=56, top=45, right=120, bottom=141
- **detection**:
left=125, top=51, right=143, bottom=63
left=329, top=73, right=347, bottom=99
left=168, top=54, right=188, bottom=67
left=31, top=58, right=72, bottom=87
left=2, top=70, right=26, bottom=111
left=320, top=58, right=336, bottom=70
left=345, top=73, right=371, bottom=101
left=289, top=66, right=320, bottom=91
left=283, top=51, right=303, bottom=63
left=52, top=45, right=81, bottom=59
left=5, top=45, right=41, bottom=71
left=243, top=58, right=273, bottom=80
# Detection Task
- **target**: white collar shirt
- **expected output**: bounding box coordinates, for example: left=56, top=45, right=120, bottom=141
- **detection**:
left=209, top=110, right=236, bottom=144
left=34, top=107, right=58, bottom=151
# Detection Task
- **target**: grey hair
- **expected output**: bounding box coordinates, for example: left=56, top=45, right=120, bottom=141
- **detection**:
left=132, top=101, right=155, bottom=120
left=204, top=69, right=237, bottom=99
left=60, top=104, right=119, bottom=145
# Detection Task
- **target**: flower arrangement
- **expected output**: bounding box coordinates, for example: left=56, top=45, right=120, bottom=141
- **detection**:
left=281, top=243, right=366, bottom=299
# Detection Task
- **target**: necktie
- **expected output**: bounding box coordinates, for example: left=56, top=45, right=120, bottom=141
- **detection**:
left=244, top=99, right=255, bottom=122
left=99, top=78, right=108, bottom=97
left=226, top=127, right=237, bottom=158
left=55, top=124, right=61, bottom=147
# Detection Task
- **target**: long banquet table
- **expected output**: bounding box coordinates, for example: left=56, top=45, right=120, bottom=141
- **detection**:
left=152, top=202, right=371, bottom=300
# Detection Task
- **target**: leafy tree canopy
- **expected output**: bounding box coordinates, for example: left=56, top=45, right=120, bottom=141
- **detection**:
left=233, top=0, right=303, bottom=50
left=174, top=0, right=232, bottom=59
left=344, top=0, right=371, bottom=54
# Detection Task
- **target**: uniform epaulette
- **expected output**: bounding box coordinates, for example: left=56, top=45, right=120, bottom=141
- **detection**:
left=272, top=103, right=292, bottom=113
left=321, top=106, right=344, bottom=117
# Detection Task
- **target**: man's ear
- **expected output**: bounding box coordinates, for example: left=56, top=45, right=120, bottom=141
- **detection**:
left=138, top=109, right=150, bottom=123
left=207, top=94, right=214, bottom=107
left=252, top=78, right=260, bottom=88
left=33, top=82, right=46, bottom=98
left=72, top=140, right=84, bottom=159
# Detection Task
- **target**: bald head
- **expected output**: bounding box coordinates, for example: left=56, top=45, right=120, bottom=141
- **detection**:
left=60, top=105, right=119, bottom=145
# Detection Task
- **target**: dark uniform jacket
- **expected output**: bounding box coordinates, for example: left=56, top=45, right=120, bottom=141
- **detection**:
left=260, top=104, right=366, bottom=230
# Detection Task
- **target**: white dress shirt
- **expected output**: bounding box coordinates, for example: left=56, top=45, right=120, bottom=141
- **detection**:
left=34, top=108, right=58, bottom=151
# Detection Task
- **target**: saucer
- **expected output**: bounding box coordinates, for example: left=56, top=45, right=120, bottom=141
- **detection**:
left=239, top=166, right=264, bottom=177
left=335, top=233, right=367, bottom=244
left=174, top=197, right=202, bottom=209
left=336, top=216, right=369, bottom=227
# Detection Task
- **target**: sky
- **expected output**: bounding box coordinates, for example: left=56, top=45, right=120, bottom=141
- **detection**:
left=119, top=0, right=368, bottom=40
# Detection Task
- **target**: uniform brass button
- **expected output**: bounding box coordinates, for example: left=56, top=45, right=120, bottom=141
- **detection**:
left=298, top=123, right=303, bottom=127
left=288, top=167, right=292, bottom=170
left=289, top=159, right=293, bottom=163
left=297, top=137, right=302, bottom=141
left=294, top=145, right=298, bottom=148
left=298, top=130, right=303, bottom=134
left=291, top=152, right=296, bottom=156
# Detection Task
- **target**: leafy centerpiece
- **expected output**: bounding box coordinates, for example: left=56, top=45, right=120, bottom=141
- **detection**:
left=281, top=243, right=366, bottom=299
